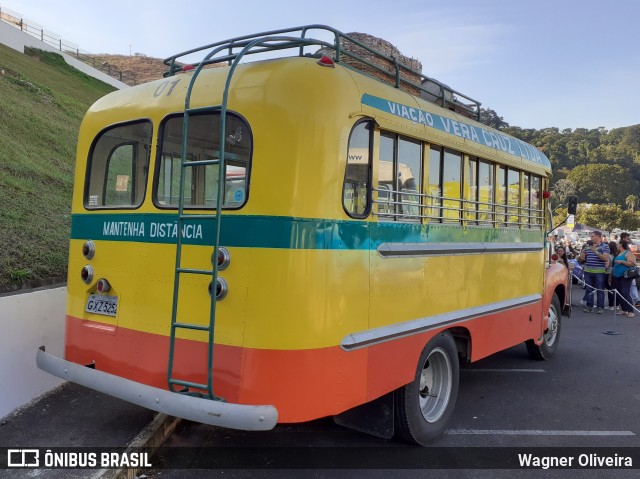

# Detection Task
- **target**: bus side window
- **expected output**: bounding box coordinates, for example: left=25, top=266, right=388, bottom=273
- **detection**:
left=377, top=184, right=392, bottom=215
left=342, top=121, right=373, bottom=218
left=530, top=174, right=542, bottom=227
left=442, top=149, right=462, bottom=223
left=397, top=138, right=422, bottom=222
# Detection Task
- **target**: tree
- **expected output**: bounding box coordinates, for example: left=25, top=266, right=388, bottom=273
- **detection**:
left=479, top=108, right=509, bottom=130
left=618, top=210, right=640, bottom=231
left=566, top=164, right=634, bottom=206
left=626, top=194, right=639, bottom=212
left=551, top=179, right=576, bottom=208
left=552, top=206, right=569, bottom=228
left=577, top=204, right=623, bottom=231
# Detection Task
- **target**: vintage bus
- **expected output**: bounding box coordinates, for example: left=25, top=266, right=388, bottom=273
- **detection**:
left=37, top=25, right=569, bottom=445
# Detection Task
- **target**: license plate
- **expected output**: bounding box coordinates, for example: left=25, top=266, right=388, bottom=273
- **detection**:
left=85, top=294, right=118, bottom=317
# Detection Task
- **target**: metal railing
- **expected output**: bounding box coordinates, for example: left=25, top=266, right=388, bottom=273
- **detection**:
left=373, top=187, right=544, bottom=227
left=0, top=4, right=138, bottom=85
left=163, top=25, right=481, bottom=120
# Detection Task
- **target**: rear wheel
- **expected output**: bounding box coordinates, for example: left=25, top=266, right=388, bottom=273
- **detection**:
left=394, top=332, right=459, bottom=445
left=526, top=293, right=561, bottom=360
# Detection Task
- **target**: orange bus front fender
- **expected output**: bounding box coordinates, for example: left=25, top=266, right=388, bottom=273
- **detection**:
left=540, top=263, right=569, bottom=341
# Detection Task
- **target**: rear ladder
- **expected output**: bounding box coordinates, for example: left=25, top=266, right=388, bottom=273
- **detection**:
left=166, top=33, right=331, bottom=400
left=166, top=53, right=233, bottom=401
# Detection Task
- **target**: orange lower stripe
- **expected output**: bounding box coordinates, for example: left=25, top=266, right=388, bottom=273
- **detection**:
left=64, top=301, right=542, bottom=422
left=65, top=315, right=376, bottom=422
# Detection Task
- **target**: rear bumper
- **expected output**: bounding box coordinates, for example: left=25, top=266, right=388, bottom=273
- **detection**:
left=36, top=346, right=278, bottom=431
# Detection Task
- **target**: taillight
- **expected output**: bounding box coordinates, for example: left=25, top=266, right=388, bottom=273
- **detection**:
left=208, top=278, right=228, bottom=301
left=551, top=253, right=559, bottom=261
left=96, top=278, right=111, bottom=293
left=82, top=240, right=95, bottom=259
left=81, top=265, right=94, bottom=284
left=212, top=247, right=231, bottom=271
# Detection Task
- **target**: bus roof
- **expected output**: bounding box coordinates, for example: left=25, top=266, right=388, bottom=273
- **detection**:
left=87, top=25, right=551, bottom=176
left=160, top=25, right=551, bottom=174
left=163, top=25, right=481, bottom=119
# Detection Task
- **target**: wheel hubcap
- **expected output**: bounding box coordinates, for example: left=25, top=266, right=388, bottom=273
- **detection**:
left=419, top=347, right=452, bottom=423
left=545, top=306, right=558, bottom=347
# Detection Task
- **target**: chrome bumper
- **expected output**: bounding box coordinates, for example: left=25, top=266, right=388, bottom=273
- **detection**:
left=36, top=346, right=278, bottom=431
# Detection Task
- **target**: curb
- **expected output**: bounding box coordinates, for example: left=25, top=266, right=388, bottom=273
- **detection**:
left=96, top=414, right=181, bottom=479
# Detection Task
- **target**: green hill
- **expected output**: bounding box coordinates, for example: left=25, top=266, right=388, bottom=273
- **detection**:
left=0, top=44, right=114, bottom=293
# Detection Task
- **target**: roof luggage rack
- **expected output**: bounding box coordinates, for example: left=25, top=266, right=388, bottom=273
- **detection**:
left=163, top=25, right=481, bottom=121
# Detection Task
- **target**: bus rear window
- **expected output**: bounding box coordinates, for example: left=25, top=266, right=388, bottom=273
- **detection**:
left=85, top=121, right=152, bottom=209
left=155, top=113, right=252, bottom=209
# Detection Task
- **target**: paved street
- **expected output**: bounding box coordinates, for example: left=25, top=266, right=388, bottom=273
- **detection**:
left=2, top=285, right=638, bottom=478
left=141, top=284, right=640, bottom=477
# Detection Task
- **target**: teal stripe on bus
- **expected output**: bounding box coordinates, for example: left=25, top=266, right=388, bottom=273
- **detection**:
left=361, top=93, right=552, bottom=170
left=71, top=213, right=544, bottom=250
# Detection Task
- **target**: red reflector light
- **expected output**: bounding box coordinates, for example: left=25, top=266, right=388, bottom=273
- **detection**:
left=208, top=278, right=228, bottom=300
left=82, top=240, right=95, bottom=260
left=317, top=55, right=335, bottom=68
left=212, top=247, right=231, bottom=271
left=96, top=278, right=111, bottom=293
left=81, top=265, right=94, bottom=285
left=551, top=254, right=559, bottom=261
left=542, top=191, right=551, bottom=199
left=182, top=64, right=195, bottom=72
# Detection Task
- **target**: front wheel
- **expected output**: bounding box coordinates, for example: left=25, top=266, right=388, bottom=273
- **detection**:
left=394, top=331, right=459, bottom=445
left=526, top=293, right=562, bottom=360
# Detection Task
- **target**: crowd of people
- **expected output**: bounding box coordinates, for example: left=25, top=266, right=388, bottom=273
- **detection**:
left=554, top=232, right=639, bottom=317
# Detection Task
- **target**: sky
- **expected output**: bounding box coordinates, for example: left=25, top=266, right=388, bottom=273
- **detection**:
left=2, top=0, right=639, bottom=131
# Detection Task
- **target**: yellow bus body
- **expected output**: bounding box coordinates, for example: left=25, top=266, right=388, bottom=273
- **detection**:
left=50, top=49, right=565, bottom=427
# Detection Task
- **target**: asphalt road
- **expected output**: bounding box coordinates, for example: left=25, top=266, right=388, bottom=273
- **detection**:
left=141, top=284, right=640, bottom=478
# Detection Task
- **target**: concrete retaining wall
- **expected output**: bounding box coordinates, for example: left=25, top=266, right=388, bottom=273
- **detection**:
left=0, top=16, right=129, bottom=420
left=0, top=19, right=127, bottom=89
left=0, top=287, right=66, bottom=419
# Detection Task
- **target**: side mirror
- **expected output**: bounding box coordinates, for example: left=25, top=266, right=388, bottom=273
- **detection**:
left=567, top=196, right=578, bottom=215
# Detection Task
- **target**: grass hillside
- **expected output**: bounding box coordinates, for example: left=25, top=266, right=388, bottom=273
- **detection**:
left=0, top=44, right=114, bottom=293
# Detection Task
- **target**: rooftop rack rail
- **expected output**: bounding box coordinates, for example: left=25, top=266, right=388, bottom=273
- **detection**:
left=163, top=25, right=481, bottom=121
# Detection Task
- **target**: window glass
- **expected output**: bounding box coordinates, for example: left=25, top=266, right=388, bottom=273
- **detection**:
left=478, top=161, right=494, bottom=224
left=375, top=133, right=422, bottom=222
left=531, top=175, right=542, bottom=226
left=523, top=173, right=531, bottom=226
left=156, top=113, right=251, bottom=209
left=496, top=165, right=507, bottom=225
left=343, top=121, right=372, bottom=217
left=507, top=168, right=520, bottom=225
left=105, top=144, right=134, bottom=205
left=442, top=149, right=462, bottom=222
left=428, top=146, right=442, bottom=220
left=85, top=121, right=152, bottom=208
left=377, top=133, right=396, bottom=220
left=466, top=158, right=478, bottom=223
left=368, top=130, right=539, bottom=229
left=397, top=138, right=422, bottom=221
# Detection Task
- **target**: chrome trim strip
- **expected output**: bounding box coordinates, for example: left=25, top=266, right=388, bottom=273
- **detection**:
left=377, top=242, right=544, bottom=258
left=36, top=346, right=278, bottom=431
left=341, top=294, right=542, bottom=351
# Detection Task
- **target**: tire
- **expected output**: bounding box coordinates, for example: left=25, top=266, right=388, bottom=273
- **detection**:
left=526, top=293, right=562, bottom=360
left=394, top=331, right=459, bottom=445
